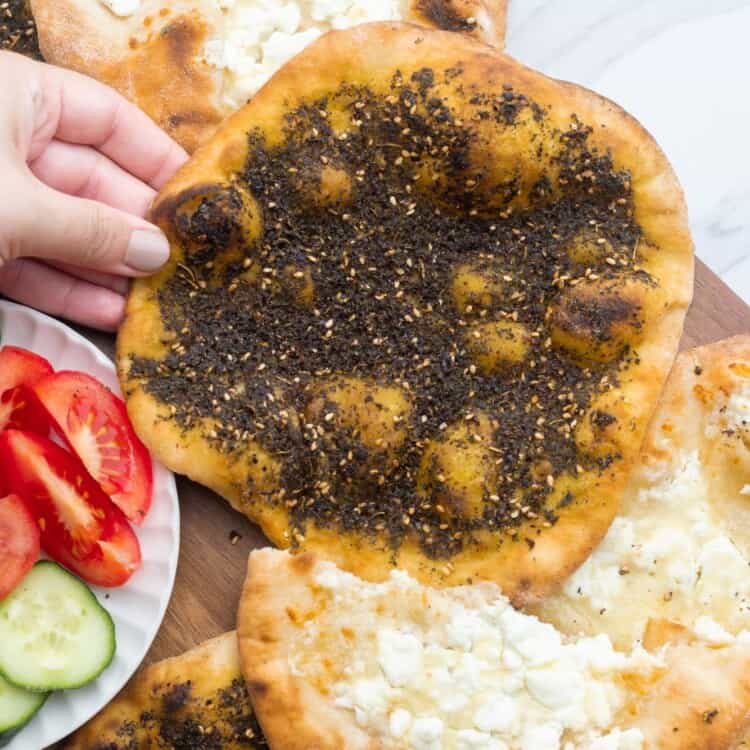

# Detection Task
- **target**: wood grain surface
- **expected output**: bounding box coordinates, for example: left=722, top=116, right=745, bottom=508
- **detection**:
left=61, top=259, right=749, bottom=668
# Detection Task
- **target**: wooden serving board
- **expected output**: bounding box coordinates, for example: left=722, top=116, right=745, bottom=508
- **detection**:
left=71, top=259, right=750, bottom=665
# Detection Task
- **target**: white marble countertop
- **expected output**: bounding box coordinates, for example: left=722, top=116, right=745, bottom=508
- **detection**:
left=506, top=0, right=750, bottom=304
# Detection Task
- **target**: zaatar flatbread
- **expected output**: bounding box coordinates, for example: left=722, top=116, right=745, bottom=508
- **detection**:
left=117, top=23, right=693, bottom=601
left=62, top=631, right=266, bottom=749
left=30, top=0, right=508, bottom=152
left=237, top=548, right=750, bottom=750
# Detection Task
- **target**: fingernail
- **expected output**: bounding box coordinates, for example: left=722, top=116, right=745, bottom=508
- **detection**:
left=126, top=229, right=170, bottom=272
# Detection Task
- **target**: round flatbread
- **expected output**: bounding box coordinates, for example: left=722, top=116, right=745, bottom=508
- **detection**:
left=30, top=0, right=508, bottom=152
left=117, top=22, right=693, bottom=601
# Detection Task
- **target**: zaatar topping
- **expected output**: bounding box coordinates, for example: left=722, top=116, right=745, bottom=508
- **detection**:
left=0, top=0, right=41, bottom=58
left=414, top=0, right=478, bottom=33
left=229, top=529, right=243, bottom=545
left=703, top=708, right=719, bottom=725
left=133, top=68, right=643, bottom=559
left=91, top=678, right=266, bottom=750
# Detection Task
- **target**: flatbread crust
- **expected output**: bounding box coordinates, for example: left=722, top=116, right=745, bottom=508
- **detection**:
left=61, top=631, right=266, bottom=749
left=117, top=23, right=693, bottom=601
left=532, top=336, right=750, bottom=647
left=30, top=0, right=508, bottom=152
left=238, top=548, right=750, bottom=750
left=30, top=1, right=224, bottom=153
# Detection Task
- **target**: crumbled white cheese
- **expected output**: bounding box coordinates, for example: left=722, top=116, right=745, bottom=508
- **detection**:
left=305, top=564, right=661, bottom=750
left=473, top=694, right=518, bottom=733
left=526, top=667, right=585, bottom=711
left=455, top=729, right=508, bottom=750
left=389, top=708, right=412, bottom=738
left=409, top=717, right=444, bottom=750
left=574, top=634, right=628, bottom=673
left=99, top=0, right=140, bottom=16
left=723, top=382, right=750, bottom=432
left=560, top=448, right=750, bottom=643
left=519, top=723, right=562, bottom=750
left=584, top=681, right=615, bottom=728
left=445, top=610, right=488, bottom=651
left=693, top=616, right=735, bottom=646
left=203, top=0, right=402, bottom=108
left=585, top=728, right=644, bottom=750
left=315, top=565, right=350, bottom=590
left=378, top=629, right=423, bottom=687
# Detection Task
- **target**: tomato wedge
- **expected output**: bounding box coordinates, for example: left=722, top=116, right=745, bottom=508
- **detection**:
left=0, top=430, right=141, bottom=587
left=0, top=494, right=40, bottom=600
left=0, top=346, right=53, bottom=433
left=34, top=372, right=153, bottom=524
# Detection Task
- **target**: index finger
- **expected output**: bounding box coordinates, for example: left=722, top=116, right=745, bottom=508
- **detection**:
left=39, top=61, right=189, bottom=189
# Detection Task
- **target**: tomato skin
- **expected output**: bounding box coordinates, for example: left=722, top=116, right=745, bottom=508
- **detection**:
left=34, top=372, right=153, bottom=524
left=0, top=347, right=53, bottom=389
left=0, top=347, right=54, bottom=434
left=0, top=430, right=141, bottom=588
left=0, top=494, right=40, bottom=600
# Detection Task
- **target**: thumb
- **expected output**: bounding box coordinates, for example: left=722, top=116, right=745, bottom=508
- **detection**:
left=2, top=177, right=170, bottom=276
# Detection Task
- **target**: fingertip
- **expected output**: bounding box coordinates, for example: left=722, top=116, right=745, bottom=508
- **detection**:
left=150, top=141, right=190, bottom=190
left=94, top=290, right=127, bottom=332
left=63, top=285, right=127, bottom=332
left=125, top=227, right=171, bottom=273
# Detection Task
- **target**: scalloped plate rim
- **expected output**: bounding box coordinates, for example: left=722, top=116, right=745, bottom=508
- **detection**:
left=0, top=299, right=180, bottom=750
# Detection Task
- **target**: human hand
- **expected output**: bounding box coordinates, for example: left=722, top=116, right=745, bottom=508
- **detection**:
left=0, top=51, right=188, bottom=331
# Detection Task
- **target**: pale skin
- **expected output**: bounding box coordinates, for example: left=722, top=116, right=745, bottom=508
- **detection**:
left=0, top=51, right=188, bottom=331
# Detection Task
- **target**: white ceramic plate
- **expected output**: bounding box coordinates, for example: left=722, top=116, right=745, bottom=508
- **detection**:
left=0, top=300, right=180, bottom=750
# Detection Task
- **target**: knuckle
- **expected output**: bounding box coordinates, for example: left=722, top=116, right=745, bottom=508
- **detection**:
left=0, top=188, right=33, bottom=262
left=77, top=160, right=103, bottom=200
left=0, top=258, right=22, bottom=292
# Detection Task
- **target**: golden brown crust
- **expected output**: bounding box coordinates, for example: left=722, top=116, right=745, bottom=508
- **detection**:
left=118, top=23, right=693, bottom=601
left=31, top=0, right=508, bottom=152
left=30, top=0, right=225, bottom=153
left=62, top=631, right=265, bottom=749
left=410, top=0, right=507, bottom=47
left=639, top=335, right=750, bottom=476
left=238, top=549, right=750, bottom=750
left=238, top=550, right=377, bottom=750
left=633, top=640, right=750, bottom=750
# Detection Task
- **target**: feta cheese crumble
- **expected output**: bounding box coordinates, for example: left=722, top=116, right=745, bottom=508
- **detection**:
left=99, top=0, right=140, bottom=16
left=98, top=0, right=403, bottom=107
left=532, top=381, right=750, bottom=650
left=555, top=446, right=750, bottom=646
left=287, top=564, right=661, bottom=750
left=205, top=0, right=402, bottom=108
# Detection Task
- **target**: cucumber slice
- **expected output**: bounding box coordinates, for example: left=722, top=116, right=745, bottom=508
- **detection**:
left=0, top=673, right=47, bottom=747
left=0, top=561, right=115, bottom=691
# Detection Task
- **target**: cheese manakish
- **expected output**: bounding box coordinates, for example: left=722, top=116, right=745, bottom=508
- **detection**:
left=238, top=548, right=750, bottom=750
left=533, top=336, right=750, bottom=648
left=117, top=23, right=693, bottom=601
left=62, top=631, right=265, bottom=749
left=30, top=0, right=508, bottom=152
